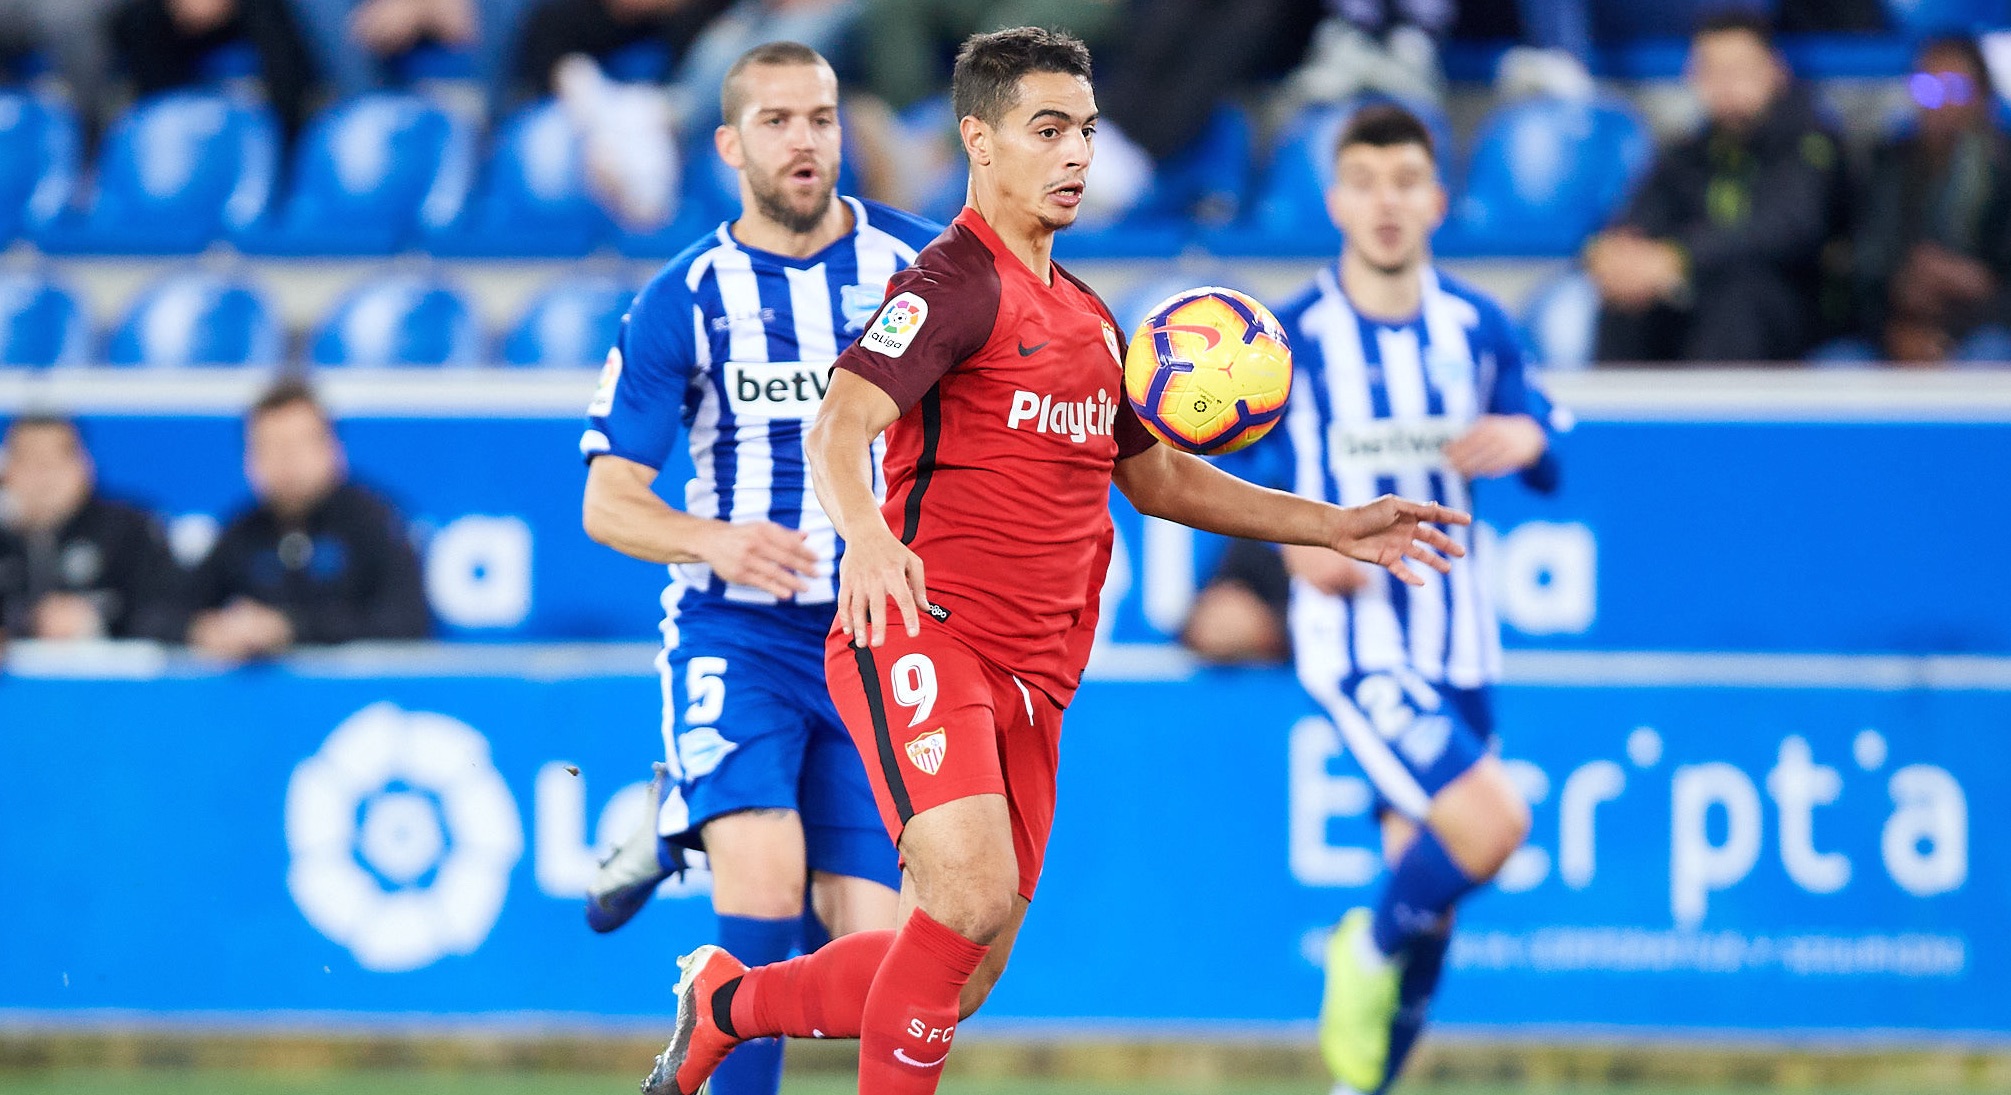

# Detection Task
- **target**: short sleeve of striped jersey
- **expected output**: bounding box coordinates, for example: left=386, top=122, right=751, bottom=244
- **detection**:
left=1477, top=300, right=1563, bottom=432
left=833, top=242, right=998, bottom=415
left=581, top=276, right=699, bottom=471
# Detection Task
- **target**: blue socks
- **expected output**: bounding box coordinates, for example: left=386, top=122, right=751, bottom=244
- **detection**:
left=1370, top=828, right=1478, bottom=957
left=1375, top=926, right=1451, bottom=1095
left=710, top=914, right=801, bottom=1095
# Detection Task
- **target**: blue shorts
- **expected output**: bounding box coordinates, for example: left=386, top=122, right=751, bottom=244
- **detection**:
left=655, top=598, right=899, bottom=890
left=1299, top=667, right=1496, bottom=822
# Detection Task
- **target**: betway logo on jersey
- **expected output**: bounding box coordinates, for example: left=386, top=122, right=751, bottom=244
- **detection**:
left=1330, top=418, right=1466, bottom=474
left=726, top=360, right=833, bottom=419
left=1006, top=388, right=1120, bottom=444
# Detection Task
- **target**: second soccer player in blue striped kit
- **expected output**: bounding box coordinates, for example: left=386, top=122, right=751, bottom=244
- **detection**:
left=576, top=40, right=941, bottom=1095
left=1273, top=103, right=1570, bottom=1095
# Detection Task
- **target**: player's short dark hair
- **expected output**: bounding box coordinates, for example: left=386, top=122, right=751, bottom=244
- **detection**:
left=1335, top=103, right=1437, bottom=166
left=720, top=41, right=832, bottom=125
left=249, top=377, right=330, bottom=428
left=951, top=26, right=1093, bottom=127
left=1693, top=8, right=1774, bottom=47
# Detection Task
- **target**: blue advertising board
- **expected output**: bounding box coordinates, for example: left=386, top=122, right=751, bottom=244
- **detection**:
left=2, top=649, right=2004, bottom=1036
left=9, top=371, right=2009, bottom=652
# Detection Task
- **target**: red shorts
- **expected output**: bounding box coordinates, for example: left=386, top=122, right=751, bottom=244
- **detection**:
left=824, top=623, right=1061, bottom=901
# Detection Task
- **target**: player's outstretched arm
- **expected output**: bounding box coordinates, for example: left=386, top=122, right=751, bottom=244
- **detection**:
left=1113, top=445, right=1470, bottom=587
left=583, top=454, right=817, bottom=600
left=805, top=371, right=928, bottom=648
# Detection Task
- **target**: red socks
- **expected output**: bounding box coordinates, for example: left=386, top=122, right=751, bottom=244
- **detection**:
left=858, top=908, right=989, bottom=1095
left=732, top=928, right=894, bottom=1039
left=724, top=908, right=990, bottom=1095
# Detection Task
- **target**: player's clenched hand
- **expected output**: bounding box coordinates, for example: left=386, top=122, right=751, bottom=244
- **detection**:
left=1328, top=495, right=1470, bottom=587
left=698, top=520, right=819, bottom=600
left=1443, top=414, right=1547, bottom=479
left=1280, top=544, right=1371, bottom=597
left=836, top=527, right=928, bottom=648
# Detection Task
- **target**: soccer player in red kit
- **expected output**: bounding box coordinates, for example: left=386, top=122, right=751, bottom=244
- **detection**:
left=642, top=28, right=1469, bottom=1095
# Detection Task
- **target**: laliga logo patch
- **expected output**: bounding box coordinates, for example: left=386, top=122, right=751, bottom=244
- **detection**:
left=905, top=728, right=948, bottom=776
left=863, top=292, right=927, bottom=358
left=285, top=703, right=523, bottom=972
left=587, top=346, right=623, bottom=418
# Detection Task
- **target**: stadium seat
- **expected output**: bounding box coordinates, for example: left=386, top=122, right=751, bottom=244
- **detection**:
left=0, top=272, right=89, bottom=367
left=0, top=92, right=77, bottom=244
left=236, top=93, right=475, bottom=255
left=1436, top=96, right=1651, bottom=257
left=309, top=274, right=482, bottom=367
left=1520, top=269, right=1601, bottom=370
left=501, top=276, right=632, bottom=367
left=34, top=91, right=279, bottom=254
left=1058, top=103, right=1253, bottom=260
left=1207, top=95, right=1454, bottom=258
left=107, top=271, right=283, bottom=367
left=427, top=100, right=613, bottom=258
left=1881, top=0, right=2009, bottom=37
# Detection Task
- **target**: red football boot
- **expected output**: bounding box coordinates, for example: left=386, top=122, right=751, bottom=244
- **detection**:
left=640, top=945, right=749, bottom=1095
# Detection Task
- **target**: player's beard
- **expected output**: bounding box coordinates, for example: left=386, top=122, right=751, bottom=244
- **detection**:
left=749, top=169, right=836, bottom=236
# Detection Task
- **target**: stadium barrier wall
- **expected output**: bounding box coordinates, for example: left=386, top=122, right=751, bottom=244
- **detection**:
left=0, top=369, right=2007, bottom=652
left=0, top=369, right=2006, bottom=1037
left=0, top=645, right=2005, bottom=1037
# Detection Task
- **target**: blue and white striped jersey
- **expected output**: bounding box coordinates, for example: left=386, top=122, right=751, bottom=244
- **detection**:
left=581, top=196, right=943, bottom=611
left=1275, top=265, right=1566, bottom=690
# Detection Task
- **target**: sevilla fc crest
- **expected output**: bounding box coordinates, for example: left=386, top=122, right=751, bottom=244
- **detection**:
left=905, top=729, right=948, bottom=776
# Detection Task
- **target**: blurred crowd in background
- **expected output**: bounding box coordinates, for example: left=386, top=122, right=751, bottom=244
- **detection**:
left=0, top=386, right=430, bottom=651
left=0, top=0, right=1999, bottom=368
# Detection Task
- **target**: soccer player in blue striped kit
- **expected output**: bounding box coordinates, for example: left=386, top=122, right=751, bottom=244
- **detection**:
left=1273, top=104, right=1569, bottom=1094
left=576, top=41, right=940, bottom=1095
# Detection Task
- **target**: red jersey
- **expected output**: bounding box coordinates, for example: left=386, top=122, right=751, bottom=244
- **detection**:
left=834, top=207, right=1157, bottom=705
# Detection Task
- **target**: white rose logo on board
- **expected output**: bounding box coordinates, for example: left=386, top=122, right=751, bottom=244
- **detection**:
left=286, top=703, right=524, bottom=972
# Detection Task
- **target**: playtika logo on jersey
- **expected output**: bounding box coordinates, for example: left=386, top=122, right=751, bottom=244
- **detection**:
left=863, top=293, right=927, bottom=357
left=905, top=729, right=947, bottom=776
left=1005, top=388, right=1121, bottom=443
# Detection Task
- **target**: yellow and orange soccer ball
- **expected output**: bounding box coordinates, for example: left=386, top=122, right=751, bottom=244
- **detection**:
left=1122, top=287, right=1292, bottom=455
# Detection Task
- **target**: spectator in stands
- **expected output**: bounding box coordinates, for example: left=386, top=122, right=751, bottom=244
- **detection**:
left=1180, top=539, right=1291, bottom=665
left=1586, top=12, right=1845, bottom=364
left=0, top=414, right=185, bottom=641
left=110, top=0, right=319, bottom=139
left=184, top=380, right=429, bottom=659
left=510, top=0, right=727, bottom=104
left=285, top=0, right=527, bottom=110
left=1847, top=37, right=2011, bottom=365
left=0, top=0, right=123, bottom=140
left=540, top=0, right=861, bottom=229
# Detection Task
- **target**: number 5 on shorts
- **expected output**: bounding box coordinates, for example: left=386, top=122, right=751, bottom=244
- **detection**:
left=890, top=653, right=937, bottom=728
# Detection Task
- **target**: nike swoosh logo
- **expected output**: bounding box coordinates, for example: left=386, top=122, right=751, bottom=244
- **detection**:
left=893, top=1048, right=949, bottom=1069
left=1159, top=324, right=1223, bottom=351
left=1016, top=340, right=1049, bottom=357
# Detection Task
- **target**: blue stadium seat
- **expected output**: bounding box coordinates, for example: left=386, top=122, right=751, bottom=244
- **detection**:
left=310, top=274, right=481, bottom=367
left=1436, top=96, right=1651, bottom=257
left=1206, top=96, right=1454, bottom=258
left=1882, top=0, right=2009, bottom=37
left=0, top=272, right=88, bottom=367
left=237, top=93, right=475, bottom=255
left=502, top=276, right=632, bottom=367
left=1057, top=103, right=1253, bottom=260
left=107, top=271, right=283, bottom=367
left=0, top=93, right=77, bottom=244
left=428, top=100, right=613, bottom=258
left=34, top=91, right=278, bottom=254
left=1520, top=269, right=1601, bottom=370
